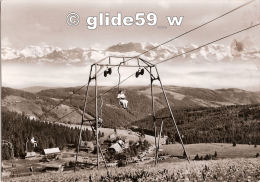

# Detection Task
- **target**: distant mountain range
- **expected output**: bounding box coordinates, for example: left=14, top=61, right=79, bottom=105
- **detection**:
left=21, top=86, right=61, bottom=93
left=2, top=38, right=260, bottom=65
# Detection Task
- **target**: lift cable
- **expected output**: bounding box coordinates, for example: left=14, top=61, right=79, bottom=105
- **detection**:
left=48, top=1, right=259, bottom=171
left=39, top=0, right=255, bottom=122
left=85, top=23, right=260, bottom=104
left=156, top=22, right=260, bottom=64
left=53, top=22, right=260, bottom=123
left=116, top=0, right=256, bottom=64
left=93, top=0, right=256, bottom=85
left=39, top=0, right=256, bottom=124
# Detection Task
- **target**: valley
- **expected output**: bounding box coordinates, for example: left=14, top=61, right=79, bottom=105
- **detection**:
left=2, top=85, right=260, bottom=127
left=1, top=85, right=260, bottom=181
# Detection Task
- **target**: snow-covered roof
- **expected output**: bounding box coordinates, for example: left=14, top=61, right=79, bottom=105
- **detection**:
left=109, top=143, right=122, bottom=153
left=43, top=147, right=60, bottom=155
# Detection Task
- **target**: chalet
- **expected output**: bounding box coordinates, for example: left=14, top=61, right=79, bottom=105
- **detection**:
left=109, top=143, right=122, bottom=153
left=43, top=148, right=61, bottom=160
left=108, top=140, right=125, bottom=153
left=44, top=147, right=60, bottom=155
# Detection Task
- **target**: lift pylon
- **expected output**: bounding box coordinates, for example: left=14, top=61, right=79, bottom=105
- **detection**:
left=74, top=56, right=189, bottom=171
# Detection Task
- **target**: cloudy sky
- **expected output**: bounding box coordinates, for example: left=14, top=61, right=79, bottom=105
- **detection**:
left=1, top=0, right=260, bottom=91
left=2, top=0, right=260, bottom=48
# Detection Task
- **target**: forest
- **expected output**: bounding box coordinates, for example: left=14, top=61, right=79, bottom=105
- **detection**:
left=132, top=104, right=260, bottom=145
left=1, top=109, right=93, bottom=160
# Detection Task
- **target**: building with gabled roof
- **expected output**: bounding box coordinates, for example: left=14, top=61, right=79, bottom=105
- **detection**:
left=43, top=147, right=60, bottom=155
left=42, top=147, right=61, bottom=161
left=108, top=140, right=125, bottom=153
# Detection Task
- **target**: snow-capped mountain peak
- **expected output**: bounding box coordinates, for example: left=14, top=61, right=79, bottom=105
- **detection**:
left=2, top=40, right=260, bottom=65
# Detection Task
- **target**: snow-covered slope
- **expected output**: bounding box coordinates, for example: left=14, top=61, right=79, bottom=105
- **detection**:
left=2, top=39, right=260, bottom=65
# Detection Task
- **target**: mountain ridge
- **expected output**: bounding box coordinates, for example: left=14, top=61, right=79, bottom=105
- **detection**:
left=2, top=85, right=260, bottom=128
left=2, top=39, right=259, bottom=65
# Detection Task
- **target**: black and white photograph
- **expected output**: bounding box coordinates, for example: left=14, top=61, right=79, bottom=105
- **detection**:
left=1, top=0, right=260, bottom=181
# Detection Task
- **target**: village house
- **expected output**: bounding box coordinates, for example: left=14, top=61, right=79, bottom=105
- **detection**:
left=108, top=140, right=125, bottom=153
left=42, top=147, right=61, bottom=161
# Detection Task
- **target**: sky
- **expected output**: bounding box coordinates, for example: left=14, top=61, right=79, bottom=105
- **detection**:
left=1, top=0, right=260, bottom=91
left=2, top=0, right=260, bottom=48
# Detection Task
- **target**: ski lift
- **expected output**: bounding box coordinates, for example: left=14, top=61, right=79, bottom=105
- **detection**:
left=75, top=56, right=190, bottom=171
left=104, top=67, right=112, bottom=77
left=135, top=59, right=144, bottom=78
left=117, top=90, right=128, bottom=109
left=135, top=68, right=144, bottom=78
left=104, top=57, right=112, bottom=77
